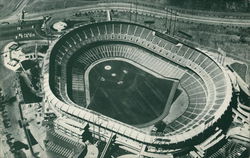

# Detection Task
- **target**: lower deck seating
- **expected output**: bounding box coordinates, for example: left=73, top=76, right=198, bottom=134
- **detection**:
left=47, top=21, right=231, bottom=142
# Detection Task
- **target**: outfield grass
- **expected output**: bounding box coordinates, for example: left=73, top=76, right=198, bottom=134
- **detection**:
left=87, top=60, right=178, bottom=127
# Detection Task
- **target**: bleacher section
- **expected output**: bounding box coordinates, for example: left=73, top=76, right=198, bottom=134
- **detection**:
left=43, top=21, right=232, bottom=147
left=71, top=68, right=86, bottom=106
left=49, top=130, right=83, bottom=147
left=46, top=141, right=74, bottom=158
left=45, top=129, right=85, bottom=158
left=68, top=43, right=186, bottom=107
left=208, top=141, right=247, bottom=158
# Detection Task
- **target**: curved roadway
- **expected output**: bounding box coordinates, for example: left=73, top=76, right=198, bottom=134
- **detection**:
left=0, top=2, right=250, bottom=27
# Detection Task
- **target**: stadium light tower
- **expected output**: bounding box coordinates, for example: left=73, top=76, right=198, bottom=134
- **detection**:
left=21, top=10, right=26, bottom=22
left=129, top=0, right=132, bottom=22
left=169, top=9, right=172, bottom=34
left=172, top=10, right=178, bottom=36
left=135, top=0, right=138, bottom=22
left=164, top=9, right=168, bottom=30
left=164, top=8, right=178, bottom=36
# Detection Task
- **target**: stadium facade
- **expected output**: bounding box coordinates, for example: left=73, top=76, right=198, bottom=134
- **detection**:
left=42, top=21, right=233, bottom=156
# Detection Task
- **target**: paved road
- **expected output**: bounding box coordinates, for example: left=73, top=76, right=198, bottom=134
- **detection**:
left=0, top=20, right=44, bottom=41
left=1, top=0, right=31, bottom=23
left=101, top=3, right=250, bottom=26
left=0, top=3, right=250, bottom=27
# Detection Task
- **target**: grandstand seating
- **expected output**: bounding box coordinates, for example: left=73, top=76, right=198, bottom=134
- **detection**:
left=71, top=68, right=86, bottom=106
left=45, top=129, right=85, bottom=157
left=46, top=141, right=74, bottom=158
left=44, top=21, right=232, bottom=146
left=209, top=141, right=247, bottom=158
left=48, top=129, right=84, bottom=147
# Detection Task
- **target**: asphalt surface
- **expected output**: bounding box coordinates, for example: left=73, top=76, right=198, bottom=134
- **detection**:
left=0, top=0, right=31, bottom=22
left=0, top=2, right=250, bottom=27
left=0, top=20, right=44, bottom=41
left=0, top=67, right=31, bottom=157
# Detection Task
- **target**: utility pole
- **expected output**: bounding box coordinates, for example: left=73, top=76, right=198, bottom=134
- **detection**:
left=173, top=10, right=177, bottom=36
left=164, top=8, right=168, bottom=30
left=129, top=0, right=132, bottom=22
left=135, top=0, right=138, bottom=22
left=169, top=8, right=172, bottom=35
left=21, top=10, right=26, bottom=23
left=164, top=8, right=178, bottom=35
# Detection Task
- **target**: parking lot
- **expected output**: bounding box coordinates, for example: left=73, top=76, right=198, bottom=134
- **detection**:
left=0, top=78, right=33, bottom=157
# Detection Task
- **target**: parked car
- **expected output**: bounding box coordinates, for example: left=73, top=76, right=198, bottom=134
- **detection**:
left=3, top=121, right=11, bottom=128
left=1, top=110, right=7, bottom=115
left=6, top=133, right=13, bottom=139
left=1, top=22, right=9, bottom=25
left=2, top=113, right=8, bottom=118
left=7, top=138, right=15, bottom=145
left=9, top=147, right=17, bottom=153
left=0, top=105, right=5, bottom=111
left=3, top=118, right=11, bottom=122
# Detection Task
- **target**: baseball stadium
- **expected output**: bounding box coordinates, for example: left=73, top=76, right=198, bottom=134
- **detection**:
left=42, top=21, right=233, bottom=157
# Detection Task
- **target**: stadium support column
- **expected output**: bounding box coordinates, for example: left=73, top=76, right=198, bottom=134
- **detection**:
left=138, top=144, right=147, bottom=157
left=217, top=48, right=226, bottom=66
left=107, top=10, right=111, bottom=21
left=100, top=133, right=116, bottom=158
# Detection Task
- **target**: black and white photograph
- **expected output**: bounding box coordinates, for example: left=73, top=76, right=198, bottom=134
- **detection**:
left=0, top=0, right=249, bottom=157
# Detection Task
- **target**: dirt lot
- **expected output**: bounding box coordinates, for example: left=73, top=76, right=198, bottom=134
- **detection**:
left=0, top=0, right=22, bottom=18
left=24, top=0, right=98, bottom=13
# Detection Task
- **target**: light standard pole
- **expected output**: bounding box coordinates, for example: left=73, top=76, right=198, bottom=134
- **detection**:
left=129, top=0, right=132, bottom=22
left=135, top=0, right=138, bottom=22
